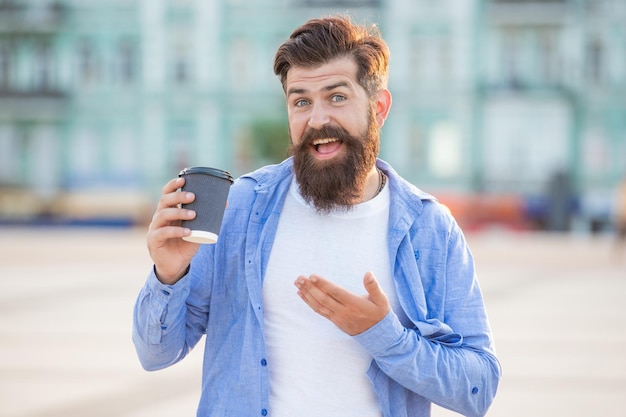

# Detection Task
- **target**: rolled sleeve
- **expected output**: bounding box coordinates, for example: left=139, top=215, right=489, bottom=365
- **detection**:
left=133, top=266, right=192, bottom=370
left=353, top=311, right=408, bottom=356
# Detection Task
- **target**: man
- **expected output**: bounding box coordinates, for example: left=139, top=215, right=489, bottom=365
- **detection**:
left=133, top=15, right=501, bottom=417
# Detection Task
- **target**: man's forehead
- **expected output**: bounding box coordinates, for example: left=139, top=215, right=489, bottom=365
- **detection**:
left=285, top=57, right=359, bottom=93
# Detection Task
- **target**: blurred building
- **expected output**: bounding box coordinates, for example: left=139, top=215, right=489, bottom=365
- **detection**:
left=0, top=0, right=624, bottom=228
left=477, top=0, right=626, bottom=230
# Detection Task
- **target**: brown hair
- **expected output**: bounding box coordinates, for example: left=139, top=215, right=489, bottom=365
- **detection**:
left=273, top=15, right=389, bottom=98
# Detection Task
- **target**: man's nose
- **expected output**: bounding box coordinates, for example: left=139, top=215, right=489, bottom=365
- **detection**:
left=308, top=102, right=331, bottom=129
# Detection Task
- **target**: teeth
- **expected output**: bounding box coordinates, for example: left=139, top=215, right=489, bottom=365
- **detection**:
left=312, top=138, right=338, bottom=146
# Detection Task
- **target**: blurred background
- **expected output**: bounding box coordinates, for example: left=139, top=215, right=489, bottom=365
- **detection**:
left=1, top=1, right=626, bottom=417
left=0, top=0, right=624, bottom=232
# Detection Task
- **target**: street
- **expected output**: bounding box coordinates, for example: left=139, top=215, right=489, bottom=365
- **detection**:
left=1, top=227, right=625, bottom=417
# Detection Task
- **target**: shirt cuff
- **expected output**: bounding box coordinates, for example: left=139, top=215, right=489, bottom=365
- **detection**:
left=148, top=265, right=191, bottom=299
left=353, top=311, right=409, bottom=357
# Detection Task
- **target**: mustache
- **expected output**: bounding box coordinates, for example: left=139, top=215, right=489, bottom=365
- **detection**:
left=300, top=125, right=353, bottom=146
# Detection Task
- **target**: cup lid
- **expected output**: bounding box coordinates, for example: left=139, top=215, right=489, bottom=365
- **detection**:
left=179, top=166, right=234, bottom=183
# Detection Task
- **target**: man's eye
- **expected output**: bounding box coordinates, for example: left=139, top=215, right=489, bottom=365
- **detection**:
left=295, top=99, right=309, bottom=107
left=331, top=95, right=346, bottom=103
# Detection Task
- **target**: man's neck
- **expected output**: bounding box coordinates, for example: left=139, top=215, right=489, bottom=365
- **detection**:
left=362, top=165, right=384, bottom=203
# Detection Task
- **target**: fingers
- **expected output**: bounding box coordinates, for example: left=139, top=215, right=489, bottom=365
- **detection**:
left=363, top=271, right=389, bottom=306
left=295, top=275, right=343, bottom=318
left=145, top=178, right=202, bottom=285
left=294, top=272, right=391, bottom=335
left=295, top=273, right=387, bottom=308
left=158, top=177, right=195, bottom=210
left=161, top=176, right=184, bottom=195
left=151, top=178, right=195, bottom=227
left=147, top=178, right=197, bottom=247
left=148, top=224, right=191, bottom=245
left=151, top=205, right=195, bottom=229
left=296, top=274, right=354, bottom=305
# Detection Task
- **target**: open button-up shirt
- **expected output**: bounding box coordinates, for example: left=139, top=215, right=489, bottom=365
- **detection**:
left=133, top=157, right=501, bottom=417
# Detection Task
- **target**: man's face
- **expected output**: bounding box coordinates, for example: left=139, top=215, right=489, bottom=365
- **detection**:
left=285, top=57, right=380, bottom=213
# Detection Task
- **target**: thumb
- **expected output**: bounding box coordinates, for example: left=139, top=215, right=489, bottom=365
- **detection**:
left=363, top=271, right=388, bottom=305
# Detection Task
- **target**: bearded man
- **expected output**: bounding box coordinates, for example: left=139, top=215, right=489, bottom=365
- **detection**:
left=133, top=15, right=501, bottom=417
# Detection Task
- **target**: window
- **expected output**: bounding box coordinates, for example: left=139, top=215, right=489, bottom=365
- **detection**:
left=110, top=129, right=138, bottom=177
left=169, top=121, right=195, bottom=171
left=0, top=125, right=18, bottom=183
left=501, top=29, right=521, bottom=88
left=229, top=37, right=253, bottom=90
left=586, top=37, right=604, bottom=85
left=302, top=0, right=380, bottom=6
left=169, top=33, right=193, bottom=85
left=118, top=40, right=137, bottom=84
left=409, top=35, right=454, bottom=88
left=428, top=121, right=462, bottom=178
left=0, top=41, right=14, bottom=90
left=492, top=0, right=565, bottom=2
left=538, top=29, right=560, bottom=84
left=174, top=56, right=189, bottom=84
left=70, top=129, right=101, bottom=180
left=78, top=39, right=99, bottom=85
left=34, top=41, right=54, bottom=91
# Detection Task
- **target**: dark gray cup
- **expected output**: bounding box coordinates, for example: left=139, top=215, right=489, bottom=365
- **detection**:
left=179, top=166, right=234, bottom=244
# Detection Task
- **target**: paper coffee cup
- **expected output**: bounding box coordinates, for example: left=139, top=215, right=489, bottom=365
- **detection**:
left=179, top=166, right=234, bottom=244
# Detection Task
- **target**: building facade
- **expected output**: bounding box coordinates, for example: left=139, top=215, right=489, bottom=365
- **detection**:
left=0, top=0, right=624, bottom=226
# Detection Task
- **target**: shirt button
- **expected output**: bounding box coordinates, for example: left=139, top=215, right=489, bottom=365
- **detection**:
left=260, top=359, right=267, bottom=366
left=471, top=387, right=479, bottom=395
left=261, top=409, right=268, bottom=416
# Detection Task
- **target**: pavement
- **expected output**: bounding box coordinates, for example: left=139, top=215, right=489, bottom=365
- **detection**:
left=1, top=226, right=625, bottom=417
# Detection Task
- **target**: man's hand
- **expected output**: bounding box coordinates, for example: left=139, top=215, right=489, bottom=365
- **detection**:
left=147, top=177, right=200, bottom=285
left=294, top=272, right=391, bottom=336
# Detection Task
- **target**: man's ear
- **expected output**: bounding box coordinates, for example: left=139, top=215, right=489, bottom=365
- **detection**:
left=375, top=89, right=392, bottom=128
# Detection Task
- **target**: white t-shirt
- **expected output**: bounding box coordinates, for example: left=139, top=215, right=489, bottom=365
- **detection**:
left=262, top=178, right=407, bottom=417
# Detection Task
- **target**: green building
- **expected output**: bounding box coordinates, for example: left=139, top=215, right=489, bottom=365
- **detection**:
left=0, top=0, right=624, bottom=228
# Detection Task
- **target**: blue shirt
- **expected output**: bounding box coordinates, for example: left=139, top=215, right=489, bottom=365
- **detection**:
left=133, top=158, right=501, bottom=417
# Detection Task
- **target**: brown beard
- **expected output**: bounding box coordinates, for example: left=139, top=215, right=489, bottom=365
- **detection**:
left=289, top=107, right=379, bottom=214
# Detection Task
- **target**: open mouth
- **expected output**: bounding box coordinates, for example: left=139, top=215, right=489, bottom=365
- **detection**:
left=312, top=138, right=342, bottom=155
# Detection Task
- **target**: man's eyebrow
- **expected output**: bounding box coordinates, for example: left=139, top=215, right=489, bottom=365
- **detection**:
left=286, top=81, right=351, bottom=97
left=287, top=87, right=306, bottom=97
left=323, top=81, right=350, bottom=91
